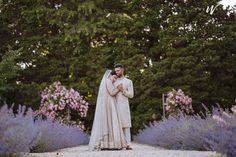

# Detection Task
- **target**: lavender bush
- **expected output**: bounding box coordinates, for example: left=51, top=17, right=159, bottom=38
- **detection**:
left=204, top=106, right=236, bottom=157
left=135, top=113, right=216, bottom=150
left=205, top=125, right=236, bottom=157
left=34, top=119, right=89, bottom=152
left=135, top=105, right=236, bottom=157
left=0, top=105, right=89, bottom=153
left=0, top=105, right=38, bottom=152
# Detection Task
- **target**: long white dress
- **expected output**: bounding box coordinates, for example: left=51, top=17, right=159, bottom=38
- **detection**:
left=89, top=70, right=127, bottom=150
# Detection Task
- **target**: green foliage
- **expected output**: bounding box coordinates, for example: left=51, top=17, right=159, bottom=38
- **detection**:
left=0, top=0, right=235, bottom=134
left=0, top=49, right=20, bottom=103
left=0, top=153, right=22, bottom=157
left=30, top=140, right=49, bottom=153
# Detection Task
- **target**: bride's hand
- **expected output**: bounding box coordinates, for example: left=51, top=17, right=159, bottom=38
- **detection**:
left=117, top=84, right=124, bottom=91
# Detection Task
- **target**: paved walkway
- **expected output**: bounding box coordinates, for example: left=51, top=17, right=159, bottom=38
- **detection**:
left=24, top=143, right=221, bottom=157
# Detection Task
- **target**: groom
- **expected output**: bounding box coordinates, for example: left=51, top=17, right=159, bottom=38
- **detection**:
left=114, top=63, right=134, bottom=150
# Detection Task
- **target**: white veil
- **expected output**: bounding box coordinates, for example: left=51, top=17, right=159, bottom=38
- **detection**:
left=89, top=70, right=112, bottom=150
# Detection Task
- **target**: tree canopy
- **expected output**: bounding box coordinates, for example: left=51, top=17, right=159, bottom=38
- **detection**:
left=1, top=0, right=236, bottom=134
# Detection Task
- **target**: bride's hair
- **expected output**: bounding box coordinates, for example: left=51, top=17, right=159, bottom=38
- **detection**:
left=110, top=70, right=116, bottom=76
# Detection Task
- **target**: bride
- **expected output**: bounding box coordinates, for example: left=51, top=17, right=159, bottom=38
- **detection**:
left=89, top=70, right=127, bottom=150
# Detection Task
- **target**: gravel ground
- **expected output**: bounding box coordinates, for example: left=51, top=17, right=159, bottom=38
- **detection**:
left=24, top=143, right=221, bottom=157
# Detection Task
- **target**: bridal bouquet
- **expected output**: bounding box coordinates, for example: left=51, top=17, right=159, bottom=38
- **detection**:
left=165, top=89, right=194, bottom=116
left=34, top=81, right=89, bottom=126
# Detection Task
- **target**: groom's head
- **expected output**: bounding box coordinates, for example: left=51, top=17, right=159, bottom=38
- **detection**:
left=114, top=63, right=124, bottom=77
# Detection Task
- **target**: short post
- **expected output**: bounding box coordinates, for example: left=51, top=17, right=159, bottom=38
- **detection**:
left=67, top=108, right=71, bottom=122
left=162, top=93, right=166, bottom=118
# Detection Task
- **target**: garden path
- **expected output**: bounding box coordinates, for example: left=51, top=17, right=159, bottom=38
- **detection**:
left=24, top=142, right=221, bottom=157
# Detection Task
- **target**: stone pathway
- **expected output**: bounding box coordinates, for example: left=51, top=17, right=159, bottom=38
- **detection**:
left=24, top=143, right=221, bottom=157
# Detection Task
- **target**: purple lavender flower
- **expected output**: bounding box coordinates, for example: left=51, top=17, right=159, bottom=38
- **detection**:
left=34, top=119, right=89, bottom=152
left=0, top=104, right=89, bottom=153
left=0, top=105, right=39, bottom=153
left=135, top=105, right=236, bottom=157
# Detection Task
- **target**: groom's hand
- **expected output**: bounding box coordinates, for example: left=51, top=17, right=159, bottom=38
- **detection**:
left=117, top=84, right=124, bottom=92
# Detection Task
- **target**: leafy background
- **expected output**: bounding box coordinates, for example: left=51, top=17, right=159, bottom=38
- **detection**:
left=0, top=0, right=236, bottom=134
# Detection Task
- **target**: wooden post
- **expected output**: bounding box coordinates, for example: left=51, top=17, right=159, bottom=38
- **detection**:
left=162, top=93, right=165, bottom=118
left=67, top=108, right=71, bottom=122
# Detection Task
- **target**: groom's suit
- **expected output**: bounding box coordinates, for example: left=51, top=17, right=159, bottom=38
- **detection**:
left=114, top=77, right=134, bottom=145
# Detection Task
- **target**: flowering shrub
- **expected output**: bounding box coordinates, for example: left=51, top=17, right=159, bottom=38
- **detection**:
left=204, top=106, right=236, bottom=157
left=0, top=105, right=38, bottom=153
left=35, top=81, right=89, bottom=125
left=135, top=105, right=236, bottom=157
left=165, top=89, right=194, bottom=116
left=33, top=119, right=89, bottom=152
left=0, top=105, right=89, bottom=153
left=134, top=113, right=216, bottom=150
left=205, top=125, right=236, bottom=157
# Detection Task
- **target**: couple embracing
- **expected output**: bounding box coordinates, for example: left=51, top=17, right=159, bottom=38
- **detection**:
left=89, top=64, right=134, bottom=151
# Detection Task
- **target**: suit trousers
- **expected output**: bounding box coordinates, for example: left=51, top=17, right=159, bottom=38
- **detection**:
left=123, top=127, right=131, bottom=145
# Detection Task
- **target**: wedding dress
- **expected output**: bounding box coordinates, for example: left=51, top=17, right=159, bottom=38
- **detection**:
left=89, top=70, right=127, bottom=150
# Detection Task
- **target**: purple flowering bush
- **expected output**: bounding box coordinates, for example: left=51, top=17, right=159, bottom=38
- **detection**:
left=0, top=105, right=39, bottom=153
left=204, top=106, right=236, bottom=157
left=0, top=104, right=89, bottom=153
left=34, top=81, right=89, bottom=126
left=135, top=105, right=236, bottom=157
left=205, top=125, right=236, bottom=157
left=134, top=113, right=216, bottom=150
left=34, top=119, right=89, bottom=152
